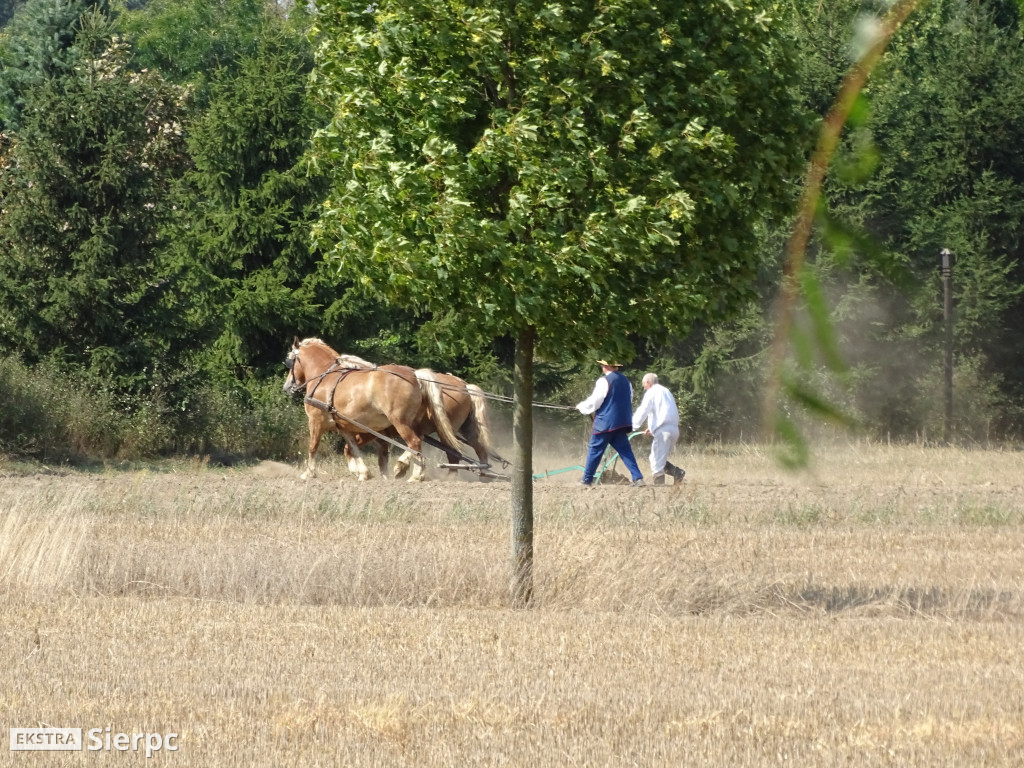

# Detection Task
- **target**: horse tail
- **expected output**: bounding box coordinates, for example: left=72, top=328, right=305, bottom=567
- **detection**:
left=414, top=369, right=463, bottom=449
left=465, top=384, right=493, bottom=457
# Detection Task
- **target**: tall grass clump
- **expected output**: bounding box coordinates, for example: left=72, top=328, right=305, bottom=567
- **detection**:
left=0, top=492, right=90, bottom=595
left=0, top=356, right=129, bottom=460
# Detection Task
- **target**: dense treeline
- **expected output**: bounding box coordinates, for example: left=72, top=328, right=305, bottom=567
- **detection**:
left=1, top=0, right=1023, bottom=462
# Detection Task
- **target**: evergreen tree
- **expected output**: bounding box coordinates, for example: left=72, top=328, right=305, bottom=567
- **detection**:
left=0, top=0, right=104, bottom=129
left=161, top=23, right=336, bottom=382
left=116, top=0, right=270, bottom=98
left=0, top=8, right=189, bottom=388
left=0, top=0, right=27, bottom=27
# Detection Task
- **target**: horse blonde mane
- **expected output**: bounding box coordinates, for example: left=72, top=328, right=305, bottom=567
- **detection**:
left=336, top=353, right=376, bottom=370
left=296, top=336, right=330, bottom=349
left=293, top=338, right=375, bottom=370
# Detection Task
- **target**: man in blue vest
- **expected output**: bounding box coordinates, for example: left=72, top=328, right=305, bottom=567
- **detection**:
left=576, top=360, right=645, bottom=487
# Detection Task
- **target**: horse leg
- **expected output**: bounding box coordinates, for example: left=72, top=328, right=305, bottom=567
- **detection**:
left=444, top=446, right=461, bottom=478
left=355, top=432, right=390, bottom=479
left=341, top=433, right=371, bottom=481
left=392, top=425, right=425, bottom=482
left=376, top=441, right=390, bottom=480
left=342, top=442, right=358, bottom=476
left=469, top=439, right=493, bottom=482
left=302, top=418, right=325, bottom=480
left=344, top=436, right=380, bottom=479
left=394, top=450, right=412, bottom=479
left=342, top=439, right=370, bottom=480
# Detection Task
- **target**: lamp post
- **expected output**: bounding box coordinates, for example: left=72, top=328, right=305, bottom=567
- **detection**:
left=940, top=248, right=953, bottom=443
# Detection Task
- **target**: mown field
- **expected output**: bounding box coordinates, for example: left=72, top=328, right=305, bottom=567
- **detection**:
left=1, top=441, right=1023, bottom=766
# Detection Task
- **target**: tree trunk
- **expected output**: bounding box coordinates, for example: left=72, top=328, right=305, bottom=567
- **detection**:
left=509, top=325, right=535, bottom=607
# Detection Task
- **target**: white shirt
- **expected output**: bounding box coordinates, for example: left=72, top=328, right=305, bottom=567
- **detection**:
left=576, top=374, right=633, bottom=415
left=632, top=383, right=679, bottom=433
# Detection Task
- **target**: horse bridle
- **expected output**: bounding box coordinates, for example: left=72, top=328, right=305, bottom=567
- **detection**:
left=284, top=349, right=309, bottom=395
left=284, top=348, right=348, bottom=397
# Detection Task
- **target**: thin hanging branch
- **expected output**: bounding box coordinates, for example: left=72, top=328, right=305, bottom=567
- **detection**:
left=762, top=0, right=923, bottom=442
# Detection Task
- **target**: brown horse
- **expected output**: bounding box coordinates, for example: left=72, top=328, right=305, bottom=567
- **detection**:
left=391, top=371, right=494, bottom=478
left=283, top=337, right=460, bottom=481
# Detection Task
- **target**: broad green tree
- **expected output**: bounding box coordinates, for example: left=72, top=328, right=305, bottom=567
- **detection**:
left=311, top=0, right=808, bottom=602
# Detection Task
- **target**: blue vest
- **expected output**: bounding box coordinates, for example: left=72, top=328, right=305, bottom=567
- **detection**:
left=593, top=371, right=633, bottom=434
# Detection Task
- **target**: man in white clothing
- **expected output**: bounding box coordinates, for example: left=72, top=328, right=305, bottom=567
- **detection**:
left=631, top=373, right=685, bottom=485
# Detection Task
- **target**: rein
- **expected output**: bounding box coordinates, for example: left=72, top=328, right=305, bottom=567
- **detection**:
left=290, top=349, right=572, bottom=411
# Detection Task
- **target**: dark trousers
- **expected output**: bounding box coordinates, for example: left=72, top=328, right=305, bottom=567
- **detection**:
left=582, top=427, right=643, bottom=484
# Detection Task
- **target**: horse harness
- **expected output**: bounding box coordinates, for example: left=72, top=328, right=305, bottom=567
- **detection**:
left=294, top=358, right=423, bottom=457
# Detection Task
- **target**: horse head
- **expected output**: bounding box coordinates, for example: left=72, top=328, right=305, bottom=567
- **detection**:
left=284, top=336, right=344, bottom=395
left=283, top=337, right=306, bottom=395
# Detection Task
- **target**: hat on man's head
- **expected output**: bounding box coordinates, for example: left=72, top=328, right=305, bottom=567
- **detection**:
left=597, top=359, right=622, bottom=368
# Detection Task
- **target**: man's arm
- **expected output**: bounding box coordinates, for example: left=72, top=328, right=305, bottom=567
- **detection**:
left=577, top=377, right=609, bottom=415
left=632, top=389, right=654, bottom=431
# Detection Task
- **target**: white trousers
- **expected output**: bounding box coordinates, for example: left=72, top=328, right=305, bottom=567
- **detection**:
left=648, top=428, right=679, bottom=475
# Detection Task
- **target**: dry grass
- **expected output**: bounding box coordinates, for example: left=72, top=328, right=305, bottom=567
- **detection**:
left=1, top=442, right=1023, bottom=766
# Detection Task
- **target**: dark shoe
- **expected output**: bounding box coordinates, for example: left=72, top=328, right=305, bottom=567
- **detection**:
left=630, top=478, right=645, bottom=488
left=668, top=464, right=686, bottom=482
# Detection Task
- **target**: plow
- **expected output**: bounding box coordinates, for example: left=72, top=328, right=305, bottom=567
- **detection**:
left=529, top=431, right=645, bottom=484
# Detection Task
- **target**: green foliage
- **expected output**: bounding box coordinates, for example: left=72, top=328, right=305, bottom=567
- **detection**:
left=0, top=0, right=26, bottom=28
left=763, top=0, right=1024, bottom=449
left=311, top=0, right=809, bottom=364
left=3, top=0, right=1023, bottom=458
left=174, top=378, right=307, bottom=460
left=0, top=353, right=305, bottom=461
left=115, top=0, right=277, bottom=101
left=0, top=354, right=169, bottom=459
left=0, top=9, right=190, bottom=389
left=123, top=0, right=405, bottom=383
left=0, top=0, right=107, bottom=129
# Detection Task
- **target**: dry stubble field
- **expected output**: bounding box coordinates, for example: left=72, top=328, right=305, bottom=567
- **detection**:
left=1, top=441, right=1023, bottom=766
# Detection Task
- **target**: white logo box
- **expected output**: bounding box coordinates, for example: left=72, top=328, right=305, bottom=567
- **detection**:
left=10, top=728, right=83, bottom=751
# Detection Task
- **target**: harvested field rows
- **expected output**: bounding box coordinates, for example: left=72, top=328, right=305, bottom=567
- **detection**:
left=1, top=443, right=1022, bottom=765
